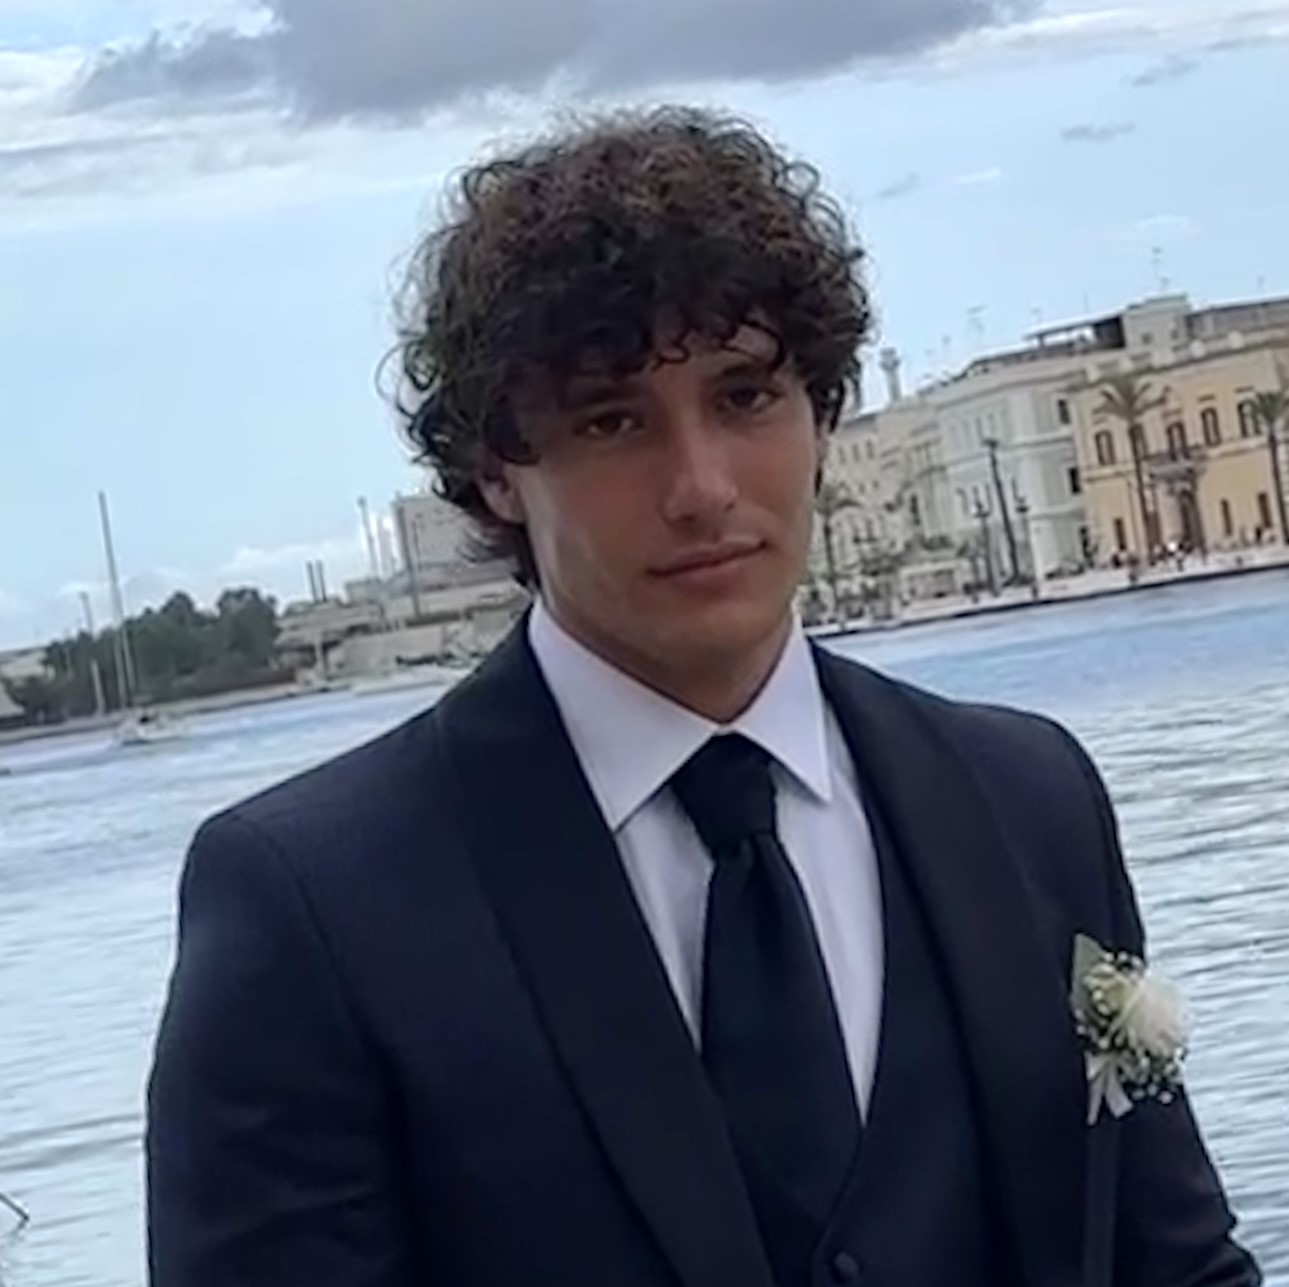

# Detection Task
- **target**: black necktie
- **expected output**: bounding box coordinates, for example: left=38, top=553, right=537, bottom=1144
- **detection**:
left=671, top=734, right=860, bottom=1265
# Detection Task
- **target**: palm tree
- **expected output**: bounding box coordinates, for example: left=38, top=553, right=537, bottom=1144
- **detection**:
left=1093, top=374, right=1166, bottom=562
left=1250, top=385, right=1289, bottom=545
left=813, top=481, right=860, bottom=620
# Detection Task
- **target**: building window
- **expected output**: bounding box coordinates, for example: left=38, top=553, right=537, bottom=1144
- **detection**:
left=1056, top=398, right=1072, bottom=426
left=1221, top=499, right=1234, bottom=539
left=1201, top=407, right=1221, bottom=446
left=957, top=489, right=969, bottom=519
left=1113, top=518, right=1128, bottom=552
left=1094, top=431, right=1116, bottom=467
left=1239, top=400, right=1259, bottom=438
left=1068, top=467, right=1082, bottom=495
left=1258, top=492, right=1273, bottom=532
left=1166, top=421, right=1188, bottom=459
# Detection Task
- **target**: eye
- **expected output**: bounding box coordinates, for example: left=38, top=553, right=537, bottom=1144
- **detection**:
left=575, top=409, right=642, bottom=440
left=719, top=382, right=782, bottom=416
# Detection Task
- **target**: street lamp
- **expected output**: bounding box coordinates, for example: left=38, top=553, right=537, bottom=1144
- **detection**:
left=983, top=437, right=1021, bottom=584
left=972, top=495, right=998, bottom=596
left=1015, top=494, right=1041, bottom=599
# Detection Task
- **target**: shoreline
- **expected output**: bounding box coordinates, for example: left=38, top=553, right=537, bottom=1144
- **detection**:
left=4, top=551, right=1288, bottom=753
left=0, top=678, right=353, bottom=752
left=808, top=548, right=1289, bottom=642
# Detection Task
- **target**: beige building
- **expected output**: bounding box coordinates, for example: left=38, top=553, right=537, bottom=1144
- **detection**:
left=812, top=291, right=1289, bottom=615
left=1068, top=338, right=1289, bottom=563
left=808, top=398, right=961, bottom=617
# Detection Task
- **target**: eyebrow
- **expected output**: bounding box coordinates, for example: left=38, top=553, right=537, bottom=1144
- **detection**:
left=712, top=354, right=782, bottom=381
left=555, top=377, right=640, bottom=411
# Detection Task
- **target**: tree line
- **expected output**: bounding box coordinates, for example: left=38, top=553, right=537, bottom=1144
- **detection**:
left=3, top=588, right=285, bottom=726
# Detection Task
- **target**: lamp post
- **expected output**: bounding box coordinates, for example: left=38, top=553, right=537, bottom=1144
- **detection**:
left=973, top=496, right=998, bottom=596
left=983, top=437, right=1021, bottom=584
left=1015, top=494, right=1041, bottom=599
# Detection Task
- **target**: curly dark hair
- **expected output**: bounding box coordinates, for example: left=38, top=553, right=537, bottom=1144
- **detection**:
left=389, top=105, right=873, bottom=584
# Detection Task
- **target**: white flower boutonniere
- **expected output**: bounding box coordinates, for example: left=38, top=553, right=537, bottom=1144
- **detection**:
left=1071, top=933, right=1188, bottom=1126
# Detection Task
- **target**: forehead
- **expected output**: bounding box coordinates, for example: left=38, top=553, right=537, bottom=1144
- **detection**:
left=520, top=322, right=786, bottom=405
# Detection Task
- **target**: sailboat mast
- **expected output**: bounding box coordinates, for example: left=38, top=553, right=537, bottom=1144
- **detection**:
left=98, top=490, right=137, bottom=708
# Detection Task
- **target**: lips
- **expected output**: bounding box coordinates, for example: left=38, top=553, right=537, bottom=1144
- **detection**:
left=652, top=541, right=764, bottom=577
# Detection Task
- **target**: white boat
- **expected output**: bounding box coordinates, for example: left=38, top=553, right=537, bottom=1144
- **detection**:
left=114, top=709, right=188, bottom=748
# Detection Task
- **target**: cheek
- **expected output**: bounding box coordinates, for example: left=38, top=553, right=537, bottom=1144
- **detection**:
left=758, top=433, right=822, bottom=514
left=530, top=471, right=639, bottom=566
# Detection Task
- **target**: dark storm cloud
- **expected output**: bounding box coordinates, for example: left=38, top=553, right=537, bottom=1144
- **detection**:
left=71, top=0, right=1037, bottom=122
left=1061, top=121, right=1136, bottom=144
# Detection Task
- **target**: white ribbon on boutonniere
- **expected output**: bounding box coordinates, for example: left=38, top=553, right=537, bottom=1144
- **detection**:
left=1070, top=934, right=1188, bottom=1127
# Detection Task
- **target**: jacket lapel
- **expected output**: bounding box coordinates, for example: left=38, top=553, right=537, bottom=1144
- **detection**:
left=814, top=646, right=1087, bottom=1287
left=435, top=627, right=774, bottom=1287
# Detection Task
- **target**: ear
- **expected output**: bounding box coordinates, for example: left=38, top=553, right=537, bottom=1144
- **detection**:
left=478, top=465, right=525, bottom=526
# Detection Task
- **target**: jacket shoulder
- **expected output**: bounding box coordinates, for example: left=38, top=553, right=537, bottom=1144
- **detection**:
left=825, top=650, right=1091, bottom=776
left=196, top=702, right=449, bottom=881
left=823, top=651, right=1116, bottom=913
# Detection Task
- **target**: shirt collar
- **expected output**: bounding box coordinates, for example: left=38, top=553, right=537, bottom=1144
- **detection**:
left=529, top=598, right=833, bottom=832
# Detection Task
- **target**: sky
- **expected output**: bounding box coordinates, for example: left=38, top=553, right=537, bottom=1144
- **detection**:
left=1, top=0, right=1287, bottom=649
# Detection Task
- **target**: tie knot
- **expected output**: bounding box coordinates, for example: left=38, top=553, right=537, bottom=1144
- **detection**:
left=671, top=734, right=777, bottom=858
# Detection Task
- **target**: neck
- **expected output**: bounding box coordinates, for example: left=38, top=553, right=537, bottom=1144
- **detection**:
left=544, top=605, right=793, bottom=725
left=647, top=629, right=791, bottom=724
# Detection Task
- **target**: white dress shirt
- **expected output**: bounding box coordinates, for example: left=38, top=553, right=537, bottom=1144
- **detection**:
left=529, top=600, right=885, bottom=1114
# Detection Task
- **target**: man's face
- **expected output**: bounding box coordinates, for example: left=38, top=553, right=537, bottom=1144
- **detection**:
left=481, top=324, right=823, bottom=689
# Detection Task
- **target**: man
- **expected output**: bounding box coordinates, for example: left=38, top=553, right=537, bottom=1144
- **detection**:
left=145, top=108, right=1260, bottom=1287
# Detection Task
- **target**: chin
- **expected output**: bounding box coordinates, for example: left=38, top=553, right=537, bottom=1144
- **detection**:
left=651, top=592, right=792, bottom=664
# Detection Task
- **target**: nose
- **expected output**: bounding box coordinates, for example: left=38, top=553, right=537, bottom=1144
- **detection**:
left=659, top=415, right=738, bottom=527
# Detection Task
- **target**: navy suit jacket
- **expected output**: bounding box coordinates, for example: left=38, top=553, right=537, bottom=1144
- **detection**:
left=145, top=626, right=1260, bottom=1286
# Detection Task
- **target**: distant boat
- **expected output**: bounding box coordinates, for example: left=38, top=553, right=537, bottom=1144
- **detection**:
left=114, top=709, right=188, bottom=749
left=95, top=493, right=191, bottom=751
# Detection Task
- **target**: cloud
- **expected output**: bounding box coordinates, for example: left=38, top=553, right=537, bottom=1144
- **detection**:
left=70, top=27, right=275, bottom=114
left=1203, top=4, right=1289, bottom=54
left=874, top=171, right=923, bottom=201
left=0, top=125, right=299, bottom=199
left=950, top=7, right=1163, bottom=61
left=942, top=1, right=1289, bottom=72
left=69, top=0, right=1038, bottom=122
left=1104, top=211, right=1201, bottom=246
left=0, top=588, right=26, bottom=618
left=219, top=535, right=366, bottom=583
left=1133, top=212, right=1199, bottom=239
left=1061, top=121, right=1136, bottom=144
left=954, top=165, right=1003, bottom=186
left=1130, top=53, right=1200, bottom=87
